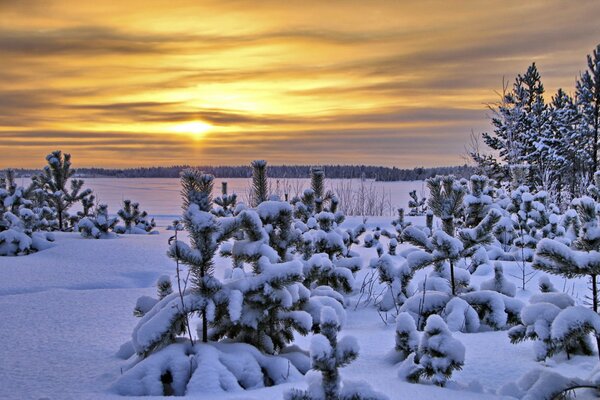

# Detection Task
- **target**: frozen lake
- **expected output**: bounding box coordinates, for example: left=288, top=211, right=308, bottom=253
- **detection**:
left=22, top=177, right=426, bottom=219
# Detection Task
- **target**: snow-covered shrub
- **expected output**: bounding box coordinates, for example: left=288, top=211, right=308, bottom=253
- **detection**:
left=507, top=277, right=597, bottom=361
left=116, top=199, right=156, bottom=234
left=408, top=190, right=427, bottom=216
left=551, top=306, right=600, bottom=358
left=394, top=312, right=419, bottom=361
left=78, top=204, right=118, bottom=239
left=133, top=276, right=174, bottom=317
left=213, top=208, right=312, bottom=354
left=286, top=306, right=387, bottom=400
left=370, top=254, right=414, bottom=312
left=391, top=208, right=411, bottom=235
left=0, top=169, right=55, bottom=256
left=498, top=367, right=598, bottom=400
left=402, top=207, right=500, bottom=296
left=114, top=341, right=309, bottom=396
left=303, top=253, right=355, bottom=295
left=533, top=196, right=600, bottom=356
left=480, top=262, right=517, bottom=297
left=403, top=315, right=465, bottom=387
left=213, top=181, right=237, bottom=217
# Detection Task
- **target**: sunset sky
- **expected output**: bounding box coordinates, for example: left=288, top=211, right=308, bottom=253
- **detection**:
left=1, top=0, right=599, bottom=168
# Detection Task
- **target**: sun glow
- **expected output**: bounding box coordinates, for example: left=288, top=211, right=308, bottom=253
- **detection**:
left=170, top=121, right=213, bottom=140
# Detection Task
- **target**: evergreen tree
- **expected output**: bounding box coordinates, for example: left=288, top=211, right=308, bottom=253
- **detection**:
left=168, top=169, right=237, bottom=343
left=34, top=151, right=93, bottom=231
left=576, top=45, right=600, bottom=179
left=117, top=200, right=142, bottom=232
left=548, top=89, right=582, bottom=201
left=402, top=208, right=500, bottom=296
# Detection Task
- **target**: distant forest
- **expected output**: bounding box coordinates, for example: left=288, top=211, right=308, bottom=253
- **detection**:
left=10, top=164, right=475, bottom=181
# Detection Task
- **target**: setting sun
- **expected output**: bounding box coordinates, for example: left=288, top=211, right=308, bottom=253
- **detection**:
left=170, top=121, right=213, bottom=140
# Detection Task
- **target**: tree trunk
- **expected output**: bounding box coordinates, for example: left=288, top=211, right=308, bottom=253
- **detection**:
left=592, top=274, right=600, bottom=360
left=450, top=260, right=456, bottom=296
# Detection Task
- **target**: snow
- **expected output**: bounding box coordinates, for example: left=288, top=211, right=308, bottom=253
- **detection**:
left=1, top=208, right=598, bottom=399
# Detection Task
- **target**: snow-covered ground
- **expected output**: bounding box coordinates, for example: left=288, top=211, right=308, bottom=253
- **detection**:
left=0, top=216, right=597, bottom=400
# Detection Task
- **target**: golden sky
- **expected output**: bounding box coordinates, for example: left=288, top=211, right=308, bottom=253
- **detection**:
left=1, top=0, right=599, bottom=168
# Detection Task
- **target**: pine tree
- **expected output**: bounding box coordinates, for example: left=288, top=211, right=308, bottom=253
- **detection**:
left=34, top=151, right=93, bottom=231
left=168, top=169, right=236, bottom=343
left=576, top=45, right=600, bottom=179
left=117, top=200, right=142, bottom=232
left=548, top=89, right=582, bottom=201
left=402, top=208, right=500, bottom=296
left=251, top=160, right=268, bottom=207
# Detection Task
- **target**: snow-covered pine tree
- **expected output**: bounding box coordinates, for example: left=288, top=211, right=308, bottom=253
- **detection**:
left=214, top=208, right=311, bottom=354
left=576, top=45, right=600, bottom=181
left=78, top=204, right=118, bottom=239
left=548, top=89, right=582, bottom=203
left=168, top=169, right=237, bottom=343
left=286, top=306, right=387, bottom=400
left=115, top=199, right=155, bottom=234
left=117, top=199, right=142, bottom=233
left=533, top=196, right=600, bottom=358
left=480, top=64, right=546, bottom=189
left=251, top=160, right=268, bottom=207
left=33, top=151, right=93, bottom=231
left=256, top=200, right=299, bottom=261
left=405, top=315, right=465, bottom=387
left=406, top=178, right=500, bottom=295
left=0, top=169, right=56, bottom=255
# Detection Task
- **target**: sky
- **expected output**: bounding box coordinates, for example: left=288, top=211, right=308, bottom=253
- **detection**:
left=1, top=0, right=599, bottom=169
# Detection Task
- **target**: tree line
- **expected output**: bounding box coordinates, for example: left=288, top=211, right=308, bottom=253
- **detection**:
left=8, top=164, right=475, bottom=181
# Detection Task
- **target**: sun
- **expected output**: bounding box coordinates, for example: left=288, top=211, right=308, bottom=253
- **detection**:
left=170, top=121, right=213, bottom=140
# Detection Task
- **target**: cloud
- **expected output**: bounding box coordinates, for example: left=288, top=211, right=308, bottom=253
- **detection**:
left=1, top=0, right=599, bottom=167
